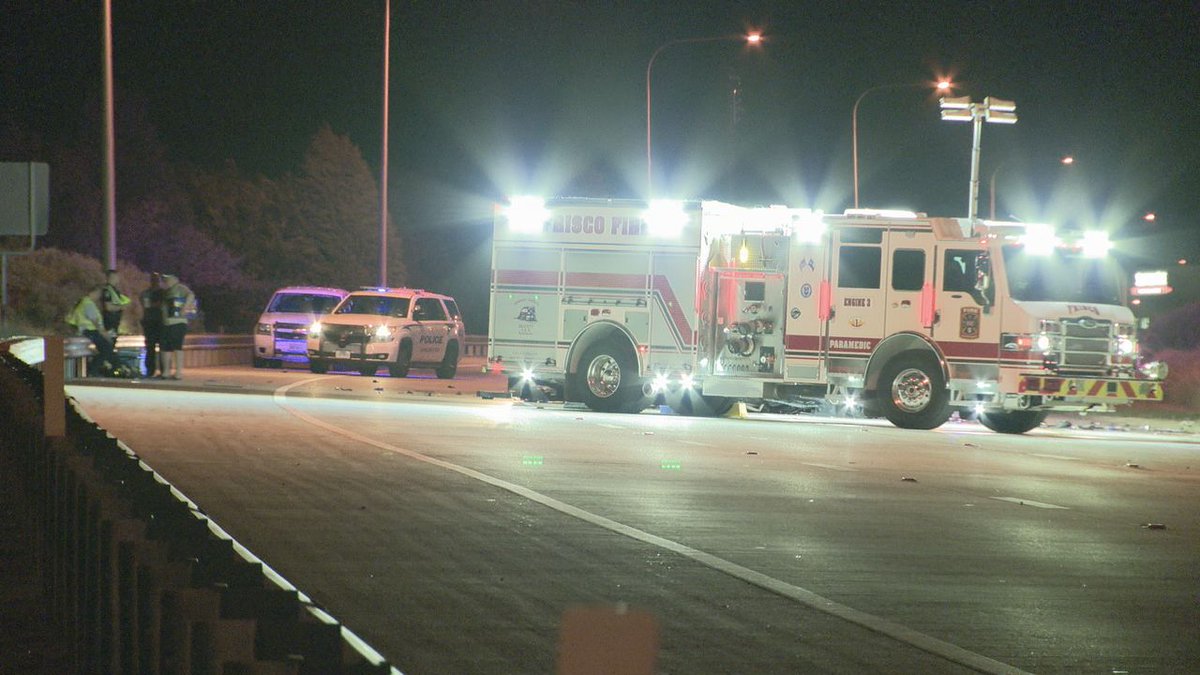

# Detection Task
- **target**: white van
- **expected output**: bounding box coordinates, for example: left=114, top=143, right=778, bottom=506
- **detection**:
left=254, top=286, right=348, bottom=367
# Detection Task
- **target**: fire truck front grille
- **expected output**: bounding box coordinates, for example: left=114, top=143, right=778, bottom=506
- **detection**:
left=1053, top=318, right=1114, bottom=372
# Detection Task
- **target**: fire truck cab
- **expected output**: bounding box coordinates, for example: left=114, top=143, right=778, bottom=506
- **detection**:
left=488, top=198, right=1165, bottom=433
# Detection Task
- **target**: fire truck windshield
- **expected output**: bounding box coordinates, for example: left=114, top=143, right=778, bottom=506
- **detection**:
left=1001, top=245, right=1124, bottom=305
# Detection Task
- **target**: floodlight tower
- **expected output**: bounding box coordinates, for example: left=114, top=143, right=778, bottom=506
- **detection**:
left=939, top=96, right=1017, bottom=222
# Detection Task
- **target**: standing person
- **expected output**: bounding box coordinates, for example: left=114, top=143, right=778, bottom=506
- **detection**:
left=66, top=285, right=115, bottom=376
left=159, top=273, right=195, bottom=380
left=101, top=268, right=131, bottom=338
left=139, top=272, right=165, bottom=377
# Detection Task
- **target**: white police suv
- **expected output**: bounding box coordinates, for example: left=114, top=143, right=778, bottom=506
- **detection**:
left=306, top=287, right=464, bottom=378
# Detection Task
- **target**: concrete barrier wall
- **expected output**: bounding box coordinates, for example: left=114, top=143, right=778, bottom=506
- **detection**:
left=0, top=351, right=400, bottom=674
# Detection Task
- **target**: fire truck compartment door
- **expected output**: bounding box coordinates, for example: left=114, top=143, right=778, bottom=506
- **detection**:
left=711, top=270, right=786, bottom=378
left=826, top=228, right=888, bottom=359
left=934, top=247, right=1000, bottom=361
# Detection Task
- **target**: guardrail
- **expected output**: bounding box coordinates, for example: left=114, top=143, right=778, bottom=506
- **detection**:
left=0, top=348, right=402, bottom=674
left=4, top=333, right=487, bottom=377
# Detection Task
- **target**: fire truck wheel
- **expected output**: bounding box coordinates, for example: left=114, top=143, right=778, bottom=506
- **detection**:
left=309, top=359, right=329, bottom=374
left=674, top=391, right=733, bottom=417
left=436, top=342, right=459, bottom=379
left=576, top=342, right=643, bottom=413
left=389, top=342, right=412, bottom=378
left=978, top=409, right=1048, bottom=434
left=878, top=355, right=951, bottom=430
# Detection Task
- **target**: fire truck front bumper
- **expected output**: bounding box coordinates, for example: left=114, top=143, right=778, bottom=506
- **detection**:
left=1017, top=375, right=1164, bottom=403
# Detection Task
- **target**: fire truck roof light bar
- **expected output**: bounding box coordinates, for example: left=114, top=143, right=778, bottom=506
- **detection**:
left=1019, top=223, right=1060, bottom=256
left=504, top=196, right=551, bottom=233
left=644, top=199, right=689, bottom=237
left=1080, top=231, right=1113, bottom=258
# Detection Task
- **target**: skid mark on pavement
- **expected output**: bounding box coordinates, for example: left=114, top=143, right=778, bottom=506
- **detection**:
left=274, top=377, right=1027, bottom=675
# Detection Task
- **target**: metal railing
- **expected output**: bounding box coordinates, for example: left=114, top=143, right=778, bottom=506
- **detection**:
left=0, top=349, right=402, bottom=674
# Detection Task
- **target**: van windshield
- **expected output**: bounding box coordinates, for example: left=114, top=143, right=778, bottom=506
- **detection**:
left=267, top=293, right=343, bottom=314
left=1001, top=245, right=1125, bottom=305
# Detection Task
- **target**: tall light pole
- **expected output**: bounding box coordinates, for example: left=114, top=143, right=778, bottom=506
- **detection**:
left=102, top=0, right=116, bottom=270
left=378, top=0, right=390, bottom=287
left=939, top=95, right=1017, bottom=222
left=646, top=32, right=761, bottom=198
left=852, top=79, right=950, bottom=208
left=989, top=155, right=1073, bottom=220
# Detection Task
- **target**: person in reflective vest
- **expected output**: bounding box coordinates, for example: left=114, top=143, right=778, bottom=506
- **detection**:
left=101, top=268, right=131, bottom=337
left=67, top=285, right=115, bottom=375
left=159, top=273, right=195, bottom=380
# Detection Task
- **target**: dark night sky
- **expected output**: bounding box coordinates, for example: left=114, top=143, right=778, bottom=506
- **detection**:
left=3, top=1, right=1199, bottom=304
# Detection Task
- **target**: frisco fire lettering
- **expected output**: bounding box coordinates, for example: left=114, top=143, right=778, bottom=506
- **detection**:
left=543, top=214, right=646, bottom=236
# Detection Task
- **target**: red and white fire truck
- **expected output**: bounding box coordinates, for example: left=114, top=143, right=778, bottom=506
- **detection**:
left=488, top=197, right=1166, bottom=433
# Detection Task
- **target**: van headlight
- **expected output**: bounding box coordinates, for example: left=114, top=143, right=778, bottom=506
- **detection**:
left=256, top=322, right=273, bottom=336
left=1138, top=360, right=1168, bottom=380
left=308, top=321, right=322, bottom=338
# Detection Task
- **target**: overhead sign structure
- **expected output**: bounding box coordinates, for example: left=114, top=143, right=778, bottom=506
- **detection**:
left=0, top=162, right=50, bottom=236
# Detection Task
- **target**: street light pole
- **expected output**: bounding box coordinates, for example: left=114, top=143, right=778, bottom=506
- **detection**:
left=939, top=96, right=1017, bottom=222
left=102, top=0, right=116, bottom=270
left=851, top=80, right=950, bottom=209
left=378, top=0, right=390, bottom=287
left=646, top=33, right=761, bottom=198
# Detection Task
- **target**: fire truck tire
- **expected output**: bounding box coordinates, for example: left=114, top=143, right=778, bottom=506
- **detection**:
left=674, top=391, right=734, bottom=417
left=575, top=342, right=644, bottom=413
left=978, top=409, right=1048, bottom=434
left=309, top=359, right=329, bottom=374
left=253, top=357, right=267, bottom=368
left=878, top=355, right=951, bottom=430
left=389, top=342, right=412, bottom=378
left=436, top=342, right=459, bottom=379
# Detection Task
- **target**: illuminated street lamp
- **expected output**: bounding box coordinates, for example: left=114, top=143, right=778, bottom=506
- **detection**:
left=852, top=79, right=951, bottom=208
left=940, top=95, right=1017, bottom=222
left=988, top=155, right=1073, bottom=220
left=646, top=32, right=762, bottom=197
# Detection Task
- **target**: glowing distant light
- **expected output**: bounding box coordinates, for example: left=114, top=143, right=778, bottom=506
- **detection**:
left=1143, top=212, right=1156, bottom=222
left=505, top=196, right=550, bottom=233
left=1061, top=155, right=1075, bottom=165
left=936, top=80, right=951, bottom=91
left=1080, top=230, right=1113, bottom=258
left=746, top=32, right=763, bottom=44
left=1179, top=259, right=1188, bottom=266
left=738, top=239, right=750, bottom=264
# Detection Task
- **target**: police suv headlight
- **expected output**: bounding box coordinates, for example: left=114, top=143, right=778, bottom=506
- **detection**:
left=256, top=322, right=273, bottom=335
left=372, top=325, right=394, bottom=341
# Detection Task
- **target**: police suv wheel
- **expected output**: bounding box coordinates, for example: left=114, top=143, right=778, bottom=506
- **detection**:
left=389, top=342, right=412, bottom=378
left=436, top=342, right=459, bottom=379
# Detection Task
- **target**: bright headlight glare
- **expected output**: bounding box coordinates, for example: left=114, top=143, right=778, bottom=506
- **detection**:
left=1116, top=337, right=1135, bottom=355
left=521, top=368, right=535, bottom=382
left=308, top=321, right=322, bottom=336
left=256, top=322, right=273, bottom=335
left=680, top=373, right=694, bottom=390
left=373, top=325, right=392, bottom=340
left=1035, top=334, right=1052, bottom=352
left=652, top=373, right=669, bottom=393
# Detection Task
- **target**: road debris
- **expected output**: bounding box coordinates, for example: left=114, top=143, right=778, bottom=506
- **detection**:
left=900, top=476, right=918, bottom=482
left=1142, top=523, right=1166, bottom=530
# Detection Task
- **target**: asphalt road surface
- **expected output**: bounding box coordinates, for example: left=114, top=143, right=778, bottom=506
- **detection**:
left=66, top=366, right=1199, bottom=674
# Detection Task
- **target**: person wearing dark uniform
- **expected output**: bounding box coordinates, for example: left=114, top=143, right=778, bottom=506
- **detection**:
left=140, top=272, right=165, bottom=377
